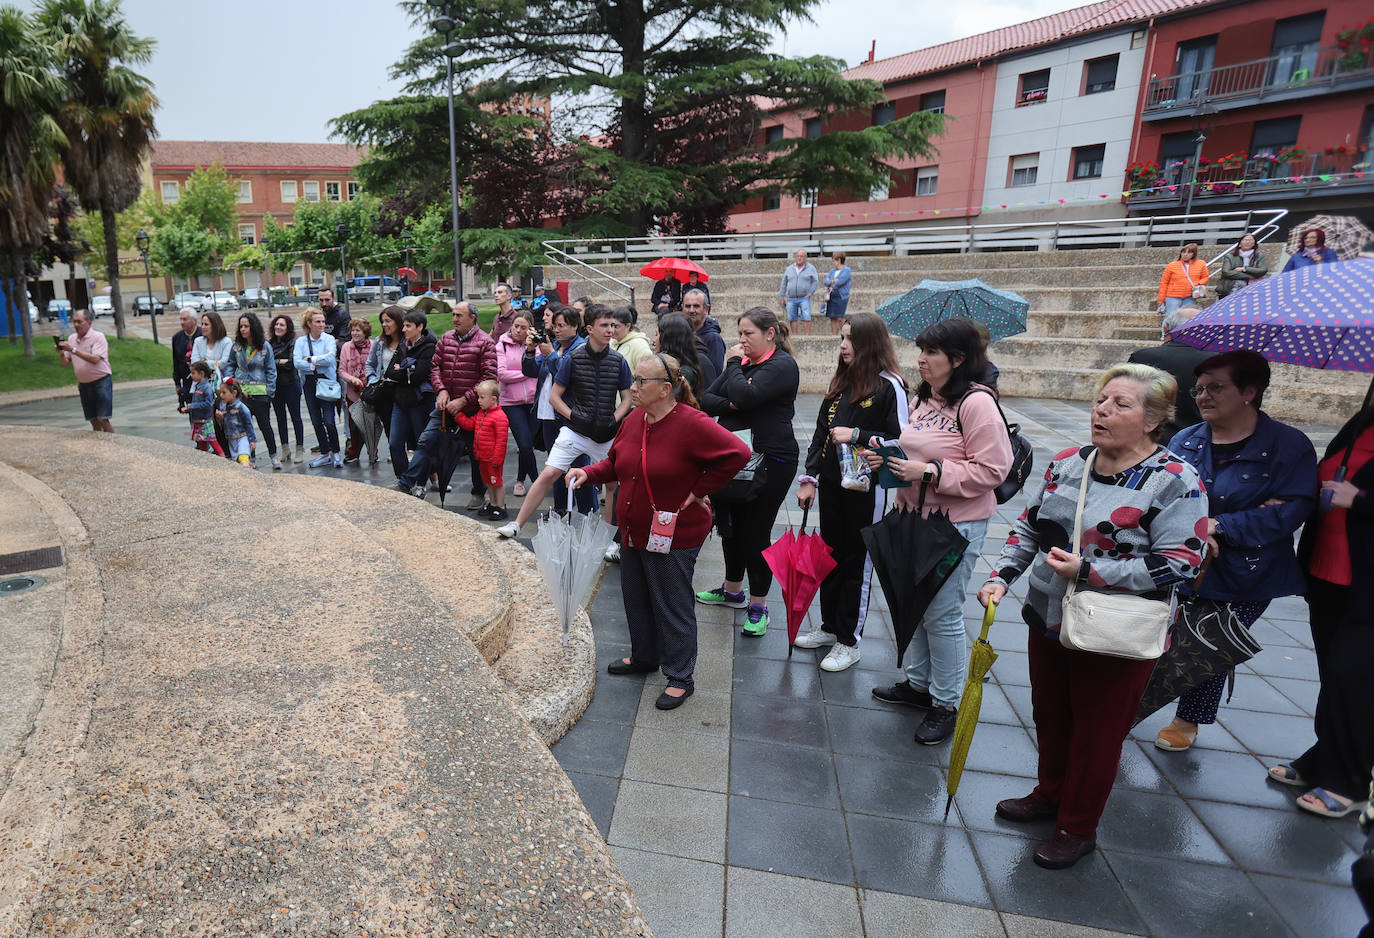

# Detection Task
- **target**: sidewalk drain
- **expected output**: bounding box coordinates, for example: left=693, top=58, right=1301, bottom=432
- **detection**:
left=0, top=576, right=44, bottom=596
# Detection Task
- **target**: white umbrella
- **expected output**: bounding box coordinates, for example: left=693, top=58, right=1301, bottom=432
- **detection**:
left=530, top=511, right=617, bottom=645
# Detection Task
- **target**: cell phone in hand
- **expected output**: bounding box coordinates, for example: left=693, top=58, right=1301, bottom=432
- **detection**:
left=53, top=335, right=62, bottom=347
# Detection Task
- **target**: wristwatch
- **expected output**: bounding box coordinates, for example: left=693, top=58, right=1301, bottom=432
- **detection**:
left=922, top=465, right=937, bottom=484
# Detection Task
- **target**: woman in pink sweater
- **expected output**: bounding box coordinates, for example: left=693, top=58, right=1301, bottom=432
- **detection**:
left=866, top=317, right=1013, bottom=745
left=497, top=314, right=540, bottom=495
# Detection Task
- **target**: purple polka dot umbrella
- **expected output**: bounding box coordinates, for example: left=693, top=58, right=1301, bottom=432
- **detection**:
left=1171, top=257, right=1374, bottom=379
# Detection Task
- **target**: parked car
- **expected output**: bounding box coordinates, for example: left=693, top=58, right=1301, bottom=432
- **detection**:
left=44, top=298, right=71, bottom=321
left=238, top=288, right=271, bottom=308
left=346, top=275, right=403, bottom=304
left=132, top=294, right=164, bottom=316
left=90, top=295, right=114, bottom=318
left=202, top=291, right=239, bottom=312
left=169, top=291, right=208, bottom=312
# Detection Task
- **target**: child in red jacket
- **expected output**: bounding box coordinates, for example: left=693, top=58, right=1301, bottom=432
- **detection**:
left=457, top=379, right=511, bottom=520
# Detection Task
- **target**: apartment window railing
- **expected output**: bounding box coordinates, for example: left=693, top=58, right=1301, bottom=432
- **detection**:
left=1145, top=43, right=1374, bottom=113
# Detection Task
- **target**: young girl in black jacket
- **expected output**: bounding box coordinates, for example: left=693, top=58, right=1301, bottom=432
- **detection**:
left=793, top=313, right=906, bottom=670
left=698, top=306, right=801, bottom=637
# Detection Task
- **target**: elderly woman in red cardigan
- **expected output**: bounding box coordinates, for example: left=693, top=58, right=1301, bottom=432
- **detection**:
left=568, top=352, right=749, bottom=711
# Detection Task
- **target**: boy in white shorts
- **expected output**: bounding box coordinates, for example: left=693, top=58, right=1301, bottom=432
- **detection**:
left=497, top=306, right=632, bottom=537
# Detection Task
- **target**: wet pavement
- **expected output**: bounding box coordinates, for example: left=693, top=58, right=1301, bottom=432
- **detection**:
left=0, top=385, right=1365, bottom=938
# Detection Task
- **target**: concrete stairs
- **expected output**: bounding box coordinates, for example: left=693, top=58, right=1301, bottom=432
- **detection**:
left=568, top=243, right=1364, bottom=422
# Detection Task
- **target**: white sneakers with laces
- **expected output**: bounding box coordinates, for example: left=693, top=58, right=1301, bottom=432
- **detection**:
left=792, top=627, right=836, bottom=649
left=820, top=643, right=861, bottom=672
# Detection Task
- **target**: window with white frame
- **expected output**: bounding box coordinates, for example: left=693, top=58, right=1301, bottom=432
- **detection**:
left=347, top=181, right=361, bottom=199
left=302, top=181, right=320, bottom=202
left=280, top=180, right=298, bottom=202
left=238, top=223, right=256, bottom=245
left=799, top=188, right=818, bottom=208
left=916, top=165, right=939, bottom=195
left=869, top=175, right=890, bottom=201
left=236, top=180, right=252, bottom=203
left=160, top=181, right=179, bottom=204
left=326, top=181, right=341, bottom=201
left=1010, top=153, right=1039, bottom=187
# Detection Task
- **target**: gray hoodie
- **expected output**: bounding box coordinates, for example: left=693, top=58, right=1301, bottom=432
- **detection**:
left=779, top=262, right=819, bottom=300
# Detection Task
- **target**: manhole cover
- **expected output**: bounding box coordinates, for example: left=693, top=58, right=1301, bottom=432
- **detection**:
left=0, top=576, right=44, bottom=595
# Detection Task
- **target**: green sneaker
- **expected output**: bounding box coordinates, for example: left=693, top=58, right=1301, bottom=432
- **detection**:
left=696, top=586, right=747, bottom=609
left=742, top=604, right=769, bottom=637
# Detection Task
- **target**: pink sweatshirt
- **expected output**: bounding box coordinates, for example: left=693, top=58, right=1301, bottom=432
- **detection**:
left=893, top=384, right=1013, bottom=522
left=338, top=337, right=373, bottom=404
left=496, top=333, right=536, bottom=406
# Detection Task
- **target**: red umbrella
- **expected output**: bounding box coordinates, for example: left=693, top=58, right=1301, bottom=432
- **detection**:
left=638, top=257, right=709, bottom=283
left=761, top=507, right=836, bottom=653
left=397, top=267, right=419, bottom=279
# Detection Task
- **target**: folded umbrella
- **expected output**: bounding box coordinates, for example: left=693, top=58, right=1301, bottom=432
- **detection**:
left=639, top=256, right=709, bottom=283
left=432, top=410, right=471, bottom=509
left=876, top=278, right=1029, bottom=343
left=945, top=601, right=1001, bottom=820
left=761, top=506, right=837, bottom=654
left=347, top=397, right=384, bottom=461
left=859, top=482, right=970, bottom=667
left=530, top=510, right=617, bottom=646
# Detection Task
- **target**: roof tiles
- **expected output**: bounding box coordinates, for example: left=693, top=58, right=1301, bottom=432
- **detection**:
left=842, top=0, right=1220, bottom=85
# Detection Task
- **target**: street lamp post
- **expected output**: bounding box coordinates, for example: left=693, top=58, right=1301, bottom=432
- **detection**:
left=337, top=222, right=350, bottom=316
left=136, top=229, right=159, bottom=344
left=262, top=237, right=273, bottom=312
left=434, top=11, right=463, bottom=300
left=1182, top=100, right=1218, bottom=222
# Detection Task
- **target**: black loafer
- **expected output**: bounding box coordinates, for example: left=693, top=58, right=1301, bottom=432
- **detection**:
left=607, top=659, right=658, bottom=676
left=655, top=687, right=694, bottom=710
left=914, top=706, right=958, bottom=745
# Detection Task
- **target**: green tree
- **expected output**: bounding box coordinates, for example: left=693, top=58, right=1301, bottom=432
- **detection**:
left=145, top=163, right=239, bottom=286
left=0, top=6, right=67, bottom=357
left=36, top=0, right=157, bottom=339
left=345, top=0, right=944, bottom=235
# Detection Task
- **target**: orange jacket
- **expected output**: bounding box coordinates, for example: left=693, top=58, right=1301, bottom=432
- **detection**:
left=1157, top=259, right=1210, bottom=303
left=455, top=406, right=510, bottom=463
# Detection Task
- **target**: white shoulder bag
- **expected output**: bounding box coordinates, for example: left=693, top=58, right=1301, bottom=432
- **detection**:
left=1059, top=450, right=1172, bottom=660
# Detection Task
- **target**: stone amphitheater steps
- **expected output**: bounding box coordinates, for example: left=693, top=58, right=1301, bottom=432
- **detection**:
left=0, top=427, right=647, bottom=936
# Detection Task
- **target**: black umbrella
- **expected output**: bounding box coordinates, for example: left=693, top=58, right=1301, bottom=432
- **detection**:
left=860, top=482, right=970, bottom=667
left=432, top=410, right=471, bottom=510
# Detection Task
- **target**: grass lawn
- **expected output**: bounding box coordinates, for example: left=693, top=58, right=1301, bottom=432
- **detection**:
left=0, top=335, right=171, bottom=393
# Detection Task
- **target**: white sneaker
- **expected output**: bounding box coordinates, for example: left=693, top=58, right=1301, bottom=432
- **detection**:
left=604, top=543, right=621, bottom=563
left=496, top=522, right=521, bottom=539
left=820, top=644, right=861, bottom=672
left=792, top=627, right=837, bottom=649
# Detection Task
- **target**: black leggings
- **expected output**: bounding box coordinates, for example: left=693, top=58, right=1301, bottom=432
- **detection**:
left=717, top=459, right=796, bottom=598
left=242, top=394, right=278, bottom=456
left=816, top=476, right=878, bottom=646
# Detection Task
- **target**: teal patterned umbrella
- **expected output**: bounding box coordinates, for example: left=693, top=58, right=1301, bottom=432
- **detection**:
left=875, top=278, right=1030, bottom=342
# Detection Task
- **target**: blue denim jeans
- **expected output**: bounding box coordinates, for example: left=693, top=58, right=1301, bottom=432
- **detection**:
left=785, top=297, right=812, bottom=322
left=903, top=518, right=989, bottom=708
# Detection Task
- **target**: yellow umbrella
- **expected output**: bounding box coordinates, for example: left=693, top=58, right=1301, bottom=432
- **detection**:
left=944, top=600, right=1000, bottom=820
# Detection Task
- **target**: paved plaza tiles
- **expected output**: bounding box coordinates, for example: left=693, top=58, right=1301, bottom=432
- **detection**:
left=0, top=385, right=1366, bottom=937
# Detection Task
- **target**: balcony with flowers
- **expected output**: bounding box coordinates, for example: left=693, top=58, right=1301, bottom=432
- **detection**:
left=1127, top=144, right=1372, bottom=204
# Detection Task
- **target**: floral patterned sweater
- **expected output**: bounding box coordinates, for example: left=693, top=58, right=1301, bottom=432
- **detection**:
left=985, top=445, right=1209, bottom=638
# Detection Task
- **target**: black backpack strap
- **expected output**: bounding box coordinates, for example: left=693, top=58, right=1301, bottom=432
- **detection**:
left=955, top=386, right=1012, bottom=435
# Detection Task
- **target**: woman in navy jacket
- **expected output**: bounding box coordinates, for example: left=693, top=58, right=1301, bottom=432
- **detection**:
left=1156, top=349, right=1317, bottom=752
left=1282, top=227, right=1341, bottom=272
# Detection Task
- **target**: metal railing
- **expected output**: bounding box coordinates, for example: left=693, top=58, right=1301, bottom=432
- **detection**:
left=541, top=210, right=1288, bottom=272
left=540, top=240, right=635, bottom=305
left=1130, top=151, right=1370, bottom=204
left=1145, top=44, right=1374, bottom=114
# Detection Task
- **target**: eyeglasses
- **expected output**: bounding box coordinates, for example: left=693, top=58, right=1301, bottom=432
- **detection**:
left=631, top=375, right=670, bottom=387
left=1189, top=382, right=1232, bottom=398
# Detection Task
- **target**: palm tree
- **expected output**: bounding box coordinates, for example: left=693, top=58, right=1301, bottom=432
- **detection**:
left=36, top=0, right=156, bottom=340
left=0, top=6, right=67, bottom=357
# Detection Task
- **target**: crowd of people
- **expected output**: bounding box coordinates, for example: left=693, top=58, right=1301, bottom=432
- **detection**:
left=48, top=230, right=1371, bottom=889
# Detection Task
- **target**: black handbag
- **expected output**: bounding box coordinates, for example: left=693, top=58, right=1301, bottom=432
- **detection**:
left=1133, top=566, right=1263, bottom=726
left=713, top=452, right=768, bottom=503
left=957, top=388, right=1033, bottom=504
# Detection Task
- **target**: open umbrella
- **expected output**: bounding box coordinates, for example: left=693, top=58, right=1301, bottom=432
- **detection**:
left=397, top=266, right=419, bottom=279
left=530, top=510, right=617, bottom=645
left=859, top=483, right=970, bottom=667
left=1171, top=257, right=1374, bottom=377
left=1284, top=214, right=1373, bottom=261
left=761, top=506, right=837, bottom=654
left=945, top=601, right=1001, bottom=820
left=639, top=257, right=709, bottom=283
left=876, top=278, right=1029, bottom=342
